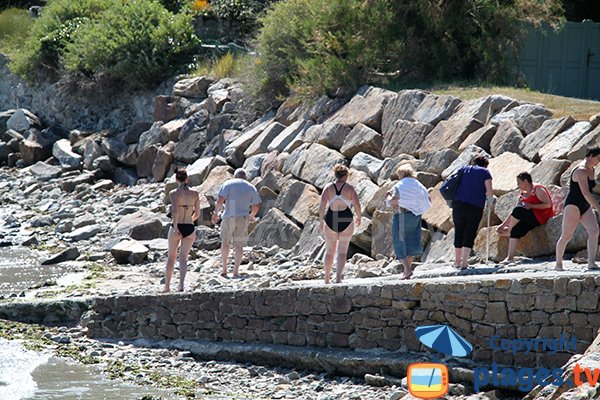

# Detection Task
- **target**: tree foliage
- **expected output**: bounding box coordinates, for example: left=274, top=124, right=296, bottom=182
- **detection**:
left=255, top=0, right=565, bottom=98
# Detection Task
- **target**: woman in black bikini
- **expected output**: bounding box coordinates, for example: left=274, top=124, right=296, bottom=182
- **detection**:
left=318, top=165, right=362, bottom=284
left=163, top=168, right=201, bottom=292
left=556, top=146, right=600, bottom=271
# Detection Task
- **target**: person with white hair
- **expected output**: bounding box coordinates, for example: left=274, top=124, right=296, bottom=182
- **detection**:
left=212, top=168, right=261, bottom=278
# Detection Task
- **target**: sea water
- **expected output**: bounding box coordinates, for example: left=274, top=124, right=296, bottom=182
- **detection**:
left=0, top=247, right=70, bottom=297
left=0, top=339, right=177, bottom=400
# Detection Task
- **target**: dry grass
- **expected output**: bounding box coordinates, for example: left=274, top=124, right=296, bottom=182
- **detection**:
left=430, top=85, right=600, bottom=121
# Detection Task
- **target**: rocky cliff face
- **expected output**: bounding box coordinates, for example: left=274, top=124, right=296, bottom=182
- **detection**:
left=2, top=65, right=600, bottom=266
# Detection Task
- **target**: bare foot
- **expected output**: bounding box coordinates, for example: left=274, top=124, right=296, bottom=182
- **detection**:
left=177, top=287, right=184, bottom=292
left=588, top=263, right=600, bottom=270
left=162, top=287, right=170, bottom=293
left=220, top=272, right=228, bottom=278
left=555, top=264, right=564, bottom=271
left=401, top=272, right=413, bottom=280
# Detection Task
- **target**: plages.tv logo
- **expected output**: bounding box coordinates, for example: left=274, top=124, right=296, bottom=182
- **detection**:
left=407, top=324, right=473, bottom=399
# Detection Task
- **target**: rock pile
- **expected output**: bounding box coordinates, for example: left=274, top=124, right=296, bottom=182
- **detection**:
left=2, top=77, right=600, bottom=270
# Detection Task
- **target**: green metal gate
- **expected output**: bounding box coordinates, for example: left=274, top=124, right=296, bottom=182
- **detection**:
left=517, top=20, right=600, bottom=100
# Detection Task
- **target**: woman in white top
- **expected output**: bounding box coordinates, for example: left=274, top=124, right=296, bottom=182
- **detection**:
left=319, top=164, right=362, bottom=284
left=386, top=164, right=431, bottom=279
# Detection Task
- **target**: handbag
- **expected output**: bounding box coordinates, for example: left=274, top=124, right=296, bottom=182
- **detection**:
left=439, top=166, right=465, bottom=201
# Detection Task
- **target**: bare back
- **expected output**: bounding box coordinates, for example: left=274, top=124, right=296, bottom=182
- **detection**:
left=170, top=187, right=200, bottom=224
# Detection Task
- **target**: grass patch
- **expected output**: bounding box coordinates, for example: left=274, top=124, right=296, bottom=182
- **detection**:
left=426, top=84, right=600, bottom=121
left=191, top=51, right=247, bottom=80
left=0, top=7, right=33, bottom=55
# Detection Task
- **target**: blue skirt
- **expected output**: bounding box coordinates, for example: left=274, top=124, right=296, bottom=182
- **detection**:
left=392, top=212, right=423, bottom=260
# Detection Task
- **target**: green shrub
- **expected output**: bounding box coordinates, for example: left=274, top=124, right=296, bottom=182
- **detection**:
left=9, top=0, right=201, bottom=88
left=10, top=0, right=117, bottom=77
left=63, top=0, right=200, bottom=87
left=0, top=8, right=34, bottom=54
left=255, top=0, right=564, bottom=98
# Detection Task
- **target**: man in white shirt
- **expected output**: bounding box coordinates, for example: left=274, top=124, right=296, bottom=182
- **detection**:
left=212, top=168, right=261, bottom=278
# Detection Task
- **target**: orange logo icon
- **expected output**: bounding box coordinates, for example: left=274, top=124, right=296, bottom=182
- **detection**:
left=407, top=362, right=449, bottom=399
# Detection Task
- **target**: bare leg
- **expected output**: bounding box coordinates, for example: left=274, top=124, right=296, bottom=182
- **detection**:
left=335, top=223, right=354, bottom=283
left=177, top=232, right=196, bottom=292
left=555, top=205, right=581, bottom=271
left=460, top=247, right=471, bottom=269
left=505, top=238, right=519, bottom=262
left=454, top=248, right=462, bottom=268
left=323, top=226, right=338, bottom=284
left=401, top=256, right=413, bottom=279
left=232, top=245, right=244, bottom=277
left=163, top=228, right=181, bottom=292
left=220, top=242, right=230, bottom=276
left=580, top=207, right=599, bottom=269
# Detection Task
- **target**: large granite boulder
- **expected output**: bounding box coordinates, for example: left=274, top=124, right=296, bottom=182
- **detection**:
left=340, top=123, right=383, bottom=158
left=489, top=120, right=524, bottom=157
left=223, top=111, right=275, bottom=168
left=412, top=94, right=461, bottom=126
left=298, top=122, right=351, bottom=151
left=242, top=154, right=266, bottom=181
left=350, top=152, right=384, bottom=182
left=381, top=89, right=427, bottom=136
left=491, top=104, right=552, bottom=134
left=531, top=159, right=571, bottom=186
left=419, top=118, right=483, bottom=155
left=244, top=122, right=287, bottom=158
left=6, top=109, right=42, bottom=133
left=365, top=180, right=396, bottom=215
left=416, top=148, right=459, bottom=175
left=136, top=145, right=158, bottom=178
left=422, top=229, right=455, bottom=263
left=194, top=165, right=234, bottom=204
left=519, top=117, right=575, bottom=162
left=282, top=143, right=311, bottom=178
left=110, top=239, right=149, bottom=265
left=422, top=184, right=453, bottom=233
left=52, top=139, right=82, bottom=170
left=153, top=95, right=189, bottom=122
left=163, top=155, right=228, bottom=199
left=474, top=214, right=588, bottom=261
left=248, top=208, right=301, bottom=249
left=539, top=121, right=592, bottom=161
left=274, top=179, right=320, bottom=226
left=326, top=86, right=396, bottom=132
left=381, top=120, right=433, bottom=158
left=347, top=169, right=380, bottom=215
left=19, top=129, right=54, bottom=166
left=377, top=155, right=416, bottom=185
left=267, top=119, right=314, bottom=153
left=450, top=95, right=515, bottom=125
left=441, top=145, right=489, bottom=180
left=298, top=144, right=346, bottom=190
left=113, top=208, right=166, bottom=240
left=488, top=153, right=535, bottom=196
left=28, top=161, right=61, bottom=181
left=152, top=141, right=175, bottom=182
left=173, top=76, right=213, bottom=98
left=459, top=125, right=497, bottom=153
left=293, top=217, right=325, bottom=260
left=370, top=210, right=394, bottom=258
left=568, top=124, right=600, bottom=161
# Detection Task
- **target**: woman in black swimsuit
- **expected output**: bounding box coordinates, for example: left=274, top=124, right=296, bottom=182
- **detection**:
left=163, top=168, right=201, bottom=292
left=318, top=165, right=362, bottom=284
left=556, top=146, right=600, bottom=271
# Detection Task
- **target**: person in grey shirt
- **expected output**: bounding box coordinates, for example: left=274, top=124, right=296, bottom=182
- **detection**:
left=212, top=168, right=261, bottom=278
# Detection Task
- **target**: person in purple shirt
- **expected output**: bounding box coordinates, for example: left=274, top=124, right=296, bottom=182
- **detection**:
left=451, top=155, right=494, bottom=269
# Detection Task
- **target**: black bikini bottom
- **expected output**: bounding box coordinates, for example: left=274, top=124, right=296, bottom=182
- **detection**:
left=177, top=224, right=195, bottom=238
left=325, top=207, right=353, bottom=233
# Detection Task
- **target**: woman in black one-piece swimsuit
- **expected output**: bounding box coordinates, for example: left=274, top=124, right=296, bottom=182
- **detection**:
left=318, top=165, right=362, bottom=284
left=556, top=146, right=600, bottom=271
left=163, top=168, right=201, bottom=292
